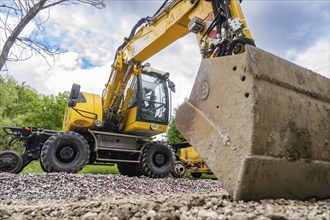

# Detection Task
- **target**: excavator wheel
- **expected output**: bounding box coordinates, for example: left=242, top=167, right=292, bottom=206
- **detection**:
left=39, top=159, right=48, bottom=172
left=139, top=142, right=174, bottom=178
left=171, top=161, right=186, bottom=178
left=0, top=150, right=23, bottom=173
left=117, top=162, right=143, bottom=177
left=40, top=131, right=90, bottom=173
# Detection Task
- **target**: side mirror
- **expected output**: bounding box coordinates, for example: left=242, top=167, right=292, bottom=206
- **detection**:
left=168, top=79, right=176, bottom=93
left=68, top=84, right=81, bottom=108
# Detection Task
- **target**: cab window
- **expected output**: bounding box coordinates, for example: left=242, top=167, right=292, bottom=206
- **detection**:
left=140, top=73, right=167, bottom=122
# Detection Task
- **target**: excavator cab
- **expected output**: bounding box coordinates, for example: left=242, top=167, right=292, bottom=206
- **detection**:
left=139, top=72, right=168, bottom=122
left=122, top=66, right=173, bottom=136
left=61, top=64, right=173, bottom=137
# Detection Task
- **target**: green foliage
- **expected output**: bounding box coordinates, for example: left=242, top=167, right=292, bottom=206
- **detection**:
left=21, top=161, right=120, bottom=175
left=167, top=102, right=187, bottom=144
left=167, top=116, right=186, bottom=144
left=180, top=172, right=217, bottom=179
left=22, top=91, right=69, bottom=130
left=0, top=75, right=69, bottom=150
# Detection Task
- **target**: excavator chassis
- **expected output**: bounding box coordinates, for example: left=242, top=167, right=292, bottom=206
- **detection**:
left=176, top=45, right=330, bottom=201
left=0, top=127, right=174, bottom=178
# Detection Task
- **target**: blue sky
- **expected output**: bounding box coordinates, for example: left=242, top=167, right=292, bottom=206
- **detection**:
left=1, top=0, right=329, bottom=109
left=244, top=1, right=329, bottom=59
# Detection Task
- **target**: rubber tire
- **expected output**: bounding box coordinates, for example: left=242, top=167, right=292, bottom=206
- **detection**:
left=171, top=161, right=186, bottom=178
left=117, top=162, right=143, bottom=177
left=0, top=150, right=23, bottom=173
left=40, top=131, right=90, bottom=173
left=191, top=172, right=203, bottom=178
left=40, top=159, right=47, bottom=172
left=139, top=142, right=174, bottom=178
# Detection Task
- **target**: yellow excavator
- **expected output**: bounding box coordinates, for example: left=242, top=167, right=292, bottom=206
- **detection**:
left=1, top=0, right=329, bottom=201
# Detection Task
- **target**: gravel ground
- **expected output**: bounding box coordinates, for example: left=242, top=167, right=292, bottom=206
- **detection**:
left=0, top=173, right=329, bottom=220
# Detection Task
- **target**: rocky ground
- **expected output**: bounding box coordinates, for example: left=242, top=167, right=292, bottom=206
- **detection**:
left=0, top=173, right=329, bottom=220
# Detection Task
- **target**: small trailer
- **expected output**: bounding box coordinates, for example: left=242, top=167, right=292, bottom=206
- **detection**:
left=0, top=126, right=58, bottom=173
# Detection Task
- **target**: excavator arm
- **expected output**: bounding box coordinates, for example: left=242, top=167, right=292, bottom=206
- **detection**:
left=120, top=0, right=253, bottom=62
left=102, top=0, right=255, bottom=128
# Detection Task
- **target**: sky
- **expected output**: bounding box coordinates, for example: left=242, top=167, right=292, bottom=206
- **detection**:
left=1, top=0, right=329, bottom=110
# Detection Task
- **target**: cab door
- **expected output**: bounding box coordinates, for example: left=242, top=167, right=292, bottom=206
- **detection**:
left=123, top=71, right=169, bottom=136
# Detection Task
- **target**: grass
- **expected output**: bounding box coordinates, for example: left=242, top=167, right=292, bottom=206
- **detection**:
left=79, top=164, right=119, bottom=175
left=21, top=161, right=44, bottom=173
left=21, top=160, right=217, bottom=179
left=21, top=160, right=120, bottom=175
left=183, top=172, right=217, bottom=179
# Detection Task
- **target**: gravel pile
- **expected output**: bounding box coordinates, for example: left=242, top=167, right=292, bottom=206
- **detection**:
left=0, top=173, right=222, bottom=200
left=0, top=173, right=329, bottom=220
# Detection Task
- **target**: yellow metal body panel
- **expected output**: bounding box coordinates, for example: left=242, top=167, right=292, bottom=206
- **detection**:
left=123, top=121, right=168, bottom=137
left=180, top=146, right=212, bottom=174
left=181, top=146, right=203, bottom=162
left=62, top=92, right=103, bottom=131
left=123, top=106, right=168, bottom=136
left=123, top=1, right=205, bottom=61
left=123, top=106, right=138, bottom=129
left=229, top=0, right=253, bottom=40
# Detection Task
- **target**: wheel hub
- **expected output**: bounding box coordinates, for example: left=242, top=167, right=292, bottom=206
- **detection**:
left=59, top=146, right=75, bottom=160
left=154, top=153, right=165, bottom=166
left=171, top=161, right=186, bottom=178
left=2, top=157, right=14, bottom=166
left=0, top=151, right=23, bottom=173
left=174, top=163, right=185, bottom=175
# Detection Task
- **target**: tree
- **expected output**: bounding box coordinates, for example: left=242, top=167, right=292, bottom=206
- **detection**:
left=167, top=101, right=187, bottom=144
left=23, top=91, right=69, bottom=130
left=0, top=0, right=105, bottom=71
left=0, top=75, right=69, bottom=150
left=167, top=116, right=186, bottom=144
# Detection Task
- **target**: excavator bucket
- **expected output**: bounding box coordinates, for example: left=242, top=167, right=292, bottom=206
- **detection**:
left=176, top=45, right=330, bottom=201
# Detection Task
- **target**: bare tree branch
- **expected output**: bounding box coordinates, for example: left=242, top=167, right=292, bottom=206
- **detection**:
left=42, top=0, right=71, bottom=9
left=17, top=37, right=58, bottom=71
left=0, top=3, right=21, bottom=15
left=13, top=1, right=24, bottom=17
left=42, top=0, right=105, bottom=10
left=0, top=0, right=48, bottom=70
left=0, top=0, right=105, bottom=71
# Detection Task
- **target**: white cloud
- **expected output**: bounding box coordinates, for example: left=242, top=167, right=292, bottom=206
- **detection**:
left=243, top=1, right=329, bottom=59
left=0, top=13, right=37, bottom=62
left=147, top=34, right=201, bottom=108
left=293, top=40, right=330, bottom=78
left=6, top=50, right=110, bottom=95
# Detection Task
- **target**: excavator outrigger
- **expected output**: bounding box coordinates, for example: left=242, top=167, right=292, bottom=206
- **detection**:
left=1, top=0, right=329, bottom=201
